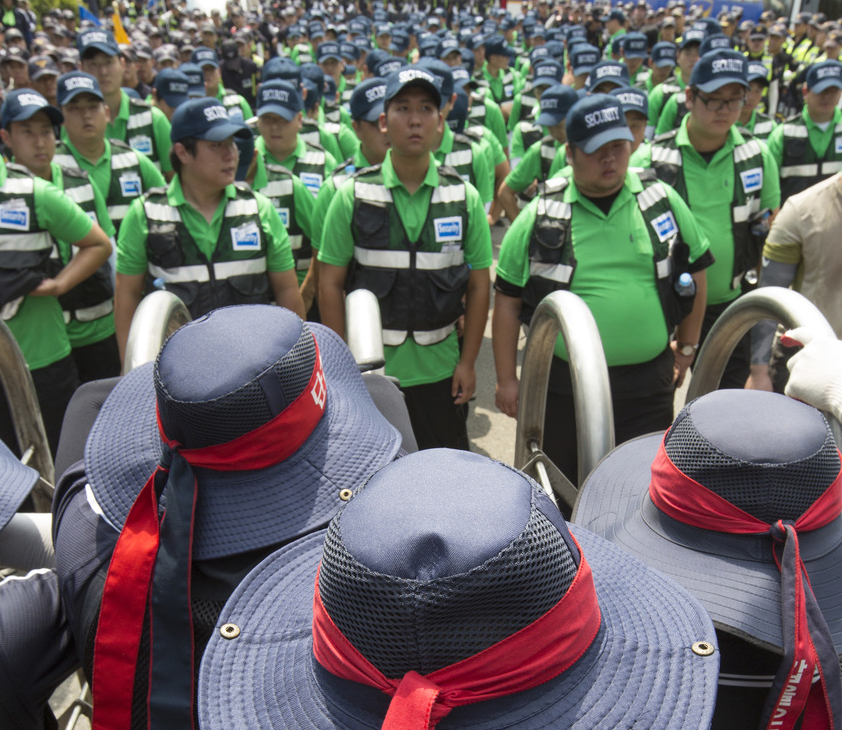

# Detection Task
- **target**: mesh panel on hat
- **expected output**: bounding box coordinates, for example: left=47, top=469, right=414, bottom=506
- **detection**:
left=665, top=416, right=840, bottom=524
left=154, top=325, right=317, bottom=449
left=319, top=498, right=576, bottom=678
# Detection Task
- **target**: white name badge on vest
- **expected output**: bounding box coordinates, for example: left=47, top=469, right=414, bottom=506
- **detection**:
left=740, top=168, right=763, bottom=194
left=836, top=136, right=842, bottom=154
left=231, top=222, right=261, bottom=251
left=0, top=203, right=30, bottom=230
left=299, top=172, right=323, bottom=196
left=276, top=207, right=290, bottom=228
left=651, top=211, right=678, bottom=243
left=434, top=216, right=463, bottom=243
left=504, top=84, right=514, bottom=97
left=129, top=135, right=153, bottom=156
left=119, top=172, right=142, bottom=197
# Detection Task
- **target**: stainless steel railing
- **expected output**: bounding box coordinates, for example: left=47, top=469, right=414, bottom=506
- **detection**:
left=122, top=291, right=192, bottom=375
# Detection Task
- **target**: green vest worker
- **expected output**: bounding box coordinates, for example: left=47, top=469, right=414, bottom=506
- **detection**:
left=319, top=67, right=492, bottom=451
left=0, top=88, right=121, bottom=384
left=77, top=29, right=174, bottom=179
left=766, top=60, right=842, bottom=205
left=648, top=29, right=704, bottom=136
left=0, top=95, right=112, bottom=455
left=191, top=47, right=253, bottom=123
left=114, top=97, right=305, bottom=362
left=736, top=61, right=777, bottom=142
left=651, top=49, right=780, bottom=389
left=482, top=34, right=522, bottom=121
left=493, top=93, right=711, bottom=485
left=150, top=67, right=192, bottom=122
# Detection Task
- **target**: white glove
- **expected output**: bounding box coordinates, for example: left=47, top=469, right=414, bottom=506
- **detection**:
left=783, top=327, right=842, bottom=424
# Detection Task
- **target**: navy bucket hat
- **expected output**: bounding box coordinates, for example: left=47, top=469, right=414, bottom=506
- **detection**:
left=573, top=390, right=842, bottom=727
left=199, top=449, right=719, bottom=730
left=0, top=440, right=38, bottom=530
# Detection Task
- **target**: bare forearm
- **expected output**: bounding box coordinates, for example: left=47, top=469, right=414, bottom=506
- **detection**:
left=460, top=270, right=490, bottom=366
left=318, top=276, right=347, bottom=339
left=491, top=292, right=522, bottom=382
left=498, top=182, right=521, bottom=222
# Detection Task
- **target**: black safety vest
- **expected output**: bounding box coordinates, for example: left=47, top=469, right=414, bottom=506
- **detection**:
left=258, top=164, right=311, bottom=273
left=778, top=114, right=842, bottom=203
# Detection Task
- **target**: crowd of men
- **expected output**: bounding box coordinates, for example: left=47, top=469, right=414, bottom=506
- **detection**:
left=1, top=1, right=842, bottom=729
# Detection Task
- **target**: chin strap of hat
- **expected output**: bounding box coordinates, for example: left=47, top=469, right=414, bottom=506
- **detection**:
left=92, top=341, right=327, bottom=730
left=650, top=438, right=842, bottom=730
left=312, top=534, right=602, bottom=730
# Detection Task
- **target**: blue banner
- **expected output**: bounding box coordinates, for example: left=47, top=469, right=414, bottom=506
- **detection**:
left=644, top=0, right=764, bottom=21
left=79, top=5, right=101, bottom=25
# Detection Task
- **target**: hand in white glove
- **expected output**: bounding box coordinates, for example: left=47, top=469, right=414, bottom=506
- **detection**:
left=782, top=327, right=842, bottom=424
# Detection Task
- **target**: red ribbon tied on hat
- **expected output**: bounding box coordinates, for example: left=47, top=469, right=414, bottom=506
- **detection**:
left=650, top=438, right=842, bottom=730
left=312, top=534, right=602, bottom=730
left=92, top=340, right=327, bottom=730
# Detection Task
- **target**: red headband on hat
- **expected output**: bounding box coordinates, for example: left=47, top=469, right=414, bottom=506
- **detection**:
left=312, top=533, right=602, bottom=730
left=649, top=437, right=842, bottom=730
left=93, top=340, right=327, bottom=730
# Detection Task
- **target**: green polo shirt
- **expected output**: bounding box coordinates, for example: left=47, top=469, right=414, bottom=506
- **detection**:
left=56, top=135, right=166, bottom=212
left=510, top=122, right=548, bottom=162
left=655, top=92, right=686, bottom=135
left=630, top=141, right=652, bottom=168
left=116, top=176, right=294, bottom=276
left=252, top=136, right=338, bottom=197
left=49, top=160, right=116, bottom=348
left=107, top=90, right=173, bottom=173
left=311, top=147, right=375, bottom=251
left=319, top=150, right=492, bottom=387
left=766, top=106, right=842, bottom=170
left=482, top=64, right=522, bottom=105
left=665, top=118, right=780, bottom=305
left=648, top=75, right=685, bottom=129
left=3, top=165, right=96, bottom=370
left=505, top=139, right=567, bottom=192
left=496, top=171, right=710, bottom=365
left=434, top=126, right=494, bottom=205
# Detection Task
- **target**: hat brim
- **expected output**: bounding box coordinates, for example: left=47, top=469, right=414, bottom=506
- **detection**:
left=574, top=125, right=634, bottom=154
left=257, top=103, right=299, bottom=121
left=809, top=78, right=842, bottom=94
left=386, top=78, right=441, bottom=108
left=320, top=53, right=343, bottom=61
left=0, top=439, right=39, bottom=530
left=536, top=111, right=565, bottom=126
left=571, top=63, right=596, bottom=76
left=654, top=58, right=676, bottom=67
left=4, top=104, right=63, bottom=127
left=572, top=433, right=842, bottom=655
left=198, top=525, right=719, bottom=729
left=84, top=322, right=402, bottom=561
left=160, top=92, right=190, bottom=108
left=694, top=77, right=749, bottom=93
left=80, top=43, right=119, bottom=58
left=194, top=120, right=253, bottom=141
left=354, top=104, right=383, bottom=122
left=58, top=88, right=105, bottom=105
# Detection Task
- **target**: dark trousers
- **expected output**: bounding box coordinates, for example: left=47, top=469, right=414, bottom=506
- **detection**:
left=0, top=354, right=79, bottom=460
left=543, top=350, right=675, bottom=487
left=401, top=378, right=469, bottom=451
left=71, top=334, right=121, bottom=384
left=697, top=299, right=751, bottom=390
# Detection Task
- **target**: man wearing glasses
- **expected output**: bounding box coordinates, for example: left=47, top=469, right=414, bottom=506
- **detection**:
left=651, top=49, right=780, bottom=388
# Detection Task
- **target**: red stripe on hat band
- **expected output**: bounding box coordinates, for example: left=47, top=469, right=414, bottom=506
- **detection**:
left=312, top=534, right=602, bottom=730
left=157, top=338, right=327, bottom=472
left=649, top=437, right=842, bottom=534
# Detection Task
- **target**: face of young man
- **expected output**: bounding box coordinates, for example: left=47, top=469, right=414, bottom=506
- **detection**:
left=625, top=57, right=643, bottom=75
left=0, top=111, right=56, bottom=179
left=319, top=57, right=343, bottom=84
left=686, top=82, right=745, bottom=140
left=744, top=80, right=765, bottom=114
left=625, top=111, right=647, bottom=152
left=202, top=64, right=221, bottom=96
left=651, top=62, right=674, bottom=85
left=5, top=60, right=28, bottom=90
left=31, top=74, right=58, bottom=104
left=486, top=52, right=508, bottom=75
left=568, top=138, right=630, bottom=197
left=804, top=84, right=842, bottom=122
left=352, top=118, right=390, bottom=165
left=257, top=111, right=302, bottom=158
left=547, top=117, right=567, bottom=144
left=62, top=93, right=110, bottom=148
left=81, top=51, right=125, bottom=96
left=179, top=137, right=239, bottom=188
left=379, top=86, right=442, bottom=160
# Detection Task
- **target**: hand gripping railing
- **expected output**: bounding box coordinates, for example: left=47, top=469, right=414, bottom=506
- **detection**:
left=345, top=289, right=386, bottom=373
left=514, top=291, right=614, bottom=515
left=0, top=319, right=54, bottom=511
left=687, top=286, right=841, bottom=445
left=122, top=291, right=192, bottom=375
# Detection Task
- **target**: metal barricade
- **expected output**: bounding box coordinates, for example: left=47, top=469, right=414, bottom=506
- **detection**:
left=687, top=286, right=842, bottom=445
left=514, top=291, right=614, bottom=514
left=122, top=291, right=192, bottom=375
left=345, top=289, right=385, bottom=374
left=0, top=319, right=54, bottom=511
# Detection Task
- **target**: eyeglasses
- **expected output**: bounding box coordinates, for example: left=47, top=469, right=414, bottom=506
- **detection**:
left=694, top=92, right=746, bottom=111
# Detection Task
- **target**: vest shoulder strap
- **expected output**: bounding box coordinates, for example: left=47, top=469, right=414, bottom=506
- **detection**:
left=264, top=163, right=294, bottom=179
left=437, top=165, right=467, bottom=185
left=144, top=186, right=169, bottom=201
left=461, top=127, right=484, bottom=143
left=127, top=97, right=152, bottom=113
left=304, top=138, right=326, bottom=153
left=652, top=128, right=679, bottom=146
left=6, top=162, right=33, bottom=178
left=109, top=137, right=134, bottom=152
left=542, top=176, right=570, bottom=197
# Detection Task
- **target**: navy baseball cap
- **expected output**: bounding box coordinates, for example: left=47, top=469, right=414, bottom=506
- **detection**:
left=374, top=56, right=407, bottom=78
left=566, top=93, right=633, bottom=153
left=699, top=33, right=733, bottom=56
left=383, top=65, right=441, bottom=107
left=155, top=68, right=191, bottom=108
left=261, top=56, right=301, bottom=85
left=348, top=18, right=368, bottom=36
left=586, top=60, right=630, bottom=91
left=689, top=49, right=748, bottom=93
left=806, top=60, right=842, bottom=93
left=0, top=88, right=62, bottom=129
left=651, top=41, right=677, bottom=67
left=257, top=79, right=303, bottom=120
left=390, top=29, right=410, bottom=53
left=446, top=86, right=469, bottom=131
left=436, top=36, right=460, bottom=59
left=623, top=32, right=648, bottom=58
left=570, top=44, right=600, bottom=76
left=484, top=34, right=515, bottom=57
left=608, top=7, right=626, bottom=22
left=77, top=29, right=120, bottom=58
left=530, top=45, right=550, bottom=64
left=610, top=85, right=649, bottom=117
left=416, top=58, right=454, bottom=108
left=536, top=83, right=580, bottom=126
left=170, top=97, right=251, bottom=142
left=317, top=42, right=343, bottom=63
left=692, top=17, right=722, bottom=35
left=56, top=71, right=104, bottom=105
left=28, top=55, right=59, bottom=81
left=178, top=63, right=206, bottom=97
left=746, top=61, right=770, bottom=84
left=192, top=47, right=219, bottom=69
left=679, top=28, right=705, bottom=49
left=340, top=41, right=359, bottom=62
left=308, top=20, right=326, bottom=38
left=532, top=59, right=565, bottom=88
left=350, top=77, right=386, bottom=121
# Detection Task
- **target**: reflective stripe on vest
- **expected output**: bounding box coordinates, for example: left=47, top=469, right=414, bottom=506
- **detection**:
left=148, top=257, right=268, bottom=283
left=0, top=169, right=53, bottom=259
left=62, top=298, right=115, bottom=324
left=126, top=99, right=160, bottom=169
left=258, top=164, right=310, bottom=270
left=779, top=118, right=842, bottom=199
